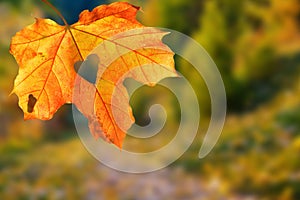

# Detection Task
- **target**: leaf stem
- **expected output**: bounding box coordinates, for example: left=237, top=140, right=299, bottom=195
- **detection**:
left=41, top=0, right=69, bottom=26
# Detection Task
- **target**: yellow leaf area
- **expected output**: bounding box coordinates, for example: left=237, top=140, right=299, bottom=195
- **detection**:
left=10, top=2, right=176, bottom=148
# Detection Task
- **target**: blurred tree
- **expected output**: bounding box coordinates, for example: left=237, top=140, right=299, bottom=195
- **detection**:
left=180, top=0, right=300, bottom=112
left=179, top=0, right=248, bottom=112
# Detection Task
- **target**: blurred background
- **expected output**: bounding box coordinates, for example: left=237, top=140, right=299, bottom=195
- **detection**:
left=0, top=0, right=300, bottom=199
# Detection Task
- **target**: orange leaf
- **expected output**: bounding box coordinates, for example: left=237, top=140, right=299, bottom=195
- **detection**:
left=10, top=2, right=177, bottom=148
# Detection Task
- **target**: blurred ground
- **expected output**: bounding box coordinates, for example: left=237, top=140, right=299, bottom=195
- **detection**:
left=0, top=0, right=300, bottom=199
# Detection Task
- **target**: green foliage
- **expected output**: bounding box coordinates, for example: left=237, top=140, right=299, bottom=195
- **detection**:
left=277, top=106, right=300, bottom=134
left=141, top=0, right=204, bottom=34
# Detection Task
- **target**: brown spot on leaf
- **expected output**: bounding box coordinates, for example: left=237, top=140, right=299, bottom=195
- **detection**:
left=27, top=94, right=37, bottom=113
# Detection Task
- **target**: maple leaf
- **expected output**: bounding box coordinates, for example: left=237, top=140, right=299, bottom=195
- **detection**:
left=10, top=1, right=177, bottom=148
